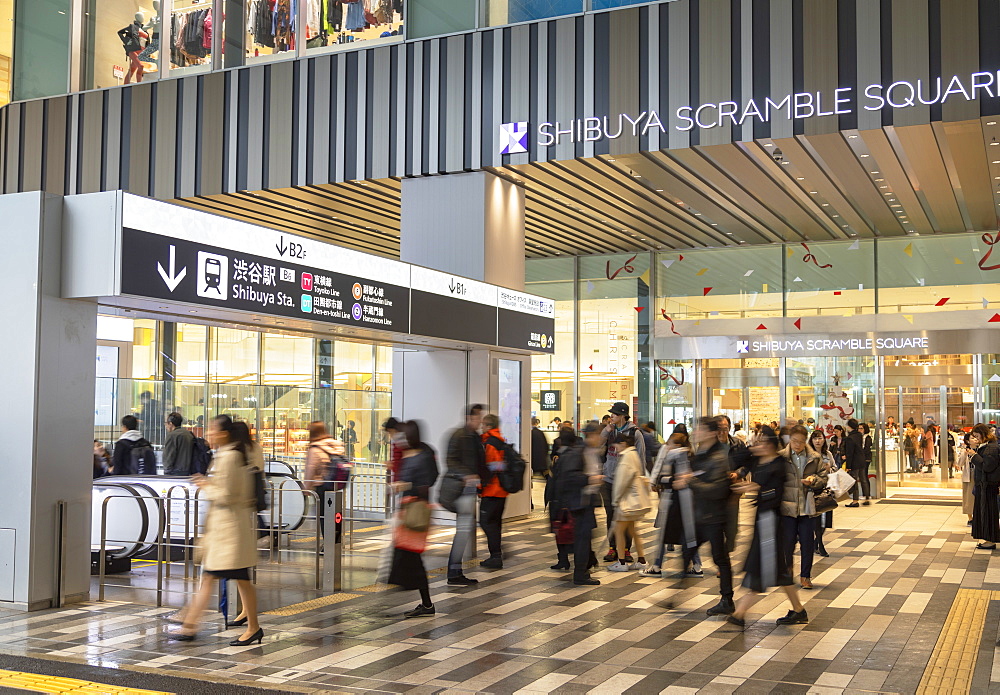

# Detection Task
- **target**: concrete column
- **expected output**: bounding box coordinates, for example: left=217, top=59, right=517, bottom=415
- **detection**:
left=397, top=172, right=531, bottom=519
left=0, top=192, right=96, bottom=610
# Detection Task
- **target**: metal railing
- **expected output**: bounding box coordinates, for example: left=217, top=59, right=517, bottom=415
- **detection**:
left=95, top=475, right=393, bottom=607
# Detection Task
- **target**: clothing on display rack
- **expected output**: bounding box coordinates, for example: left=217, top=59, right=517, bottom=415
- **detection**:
left=171, top=8, right=212, bottom=66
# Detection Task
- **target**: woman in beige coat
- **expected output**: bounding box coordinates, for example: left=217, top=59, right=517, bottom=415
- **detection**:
left=171, top=416, right=262, bottom=646
left=609, top=432, right=651, bottom=572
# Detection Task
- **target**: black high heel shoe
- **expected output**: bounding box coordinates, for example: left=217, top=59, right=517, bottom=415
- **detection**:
left=550, top=561, right=570, bottom=570
left=229, top=627, right=264, bottom=647
left=587, top=552, right=599, bottom=570
left=227, top=616, right=248, bottom=628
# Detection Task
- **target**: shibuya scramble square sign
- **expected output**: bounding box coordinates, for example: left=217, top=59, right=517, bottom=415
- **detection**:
left=500, top=70, right=1000, bottom=151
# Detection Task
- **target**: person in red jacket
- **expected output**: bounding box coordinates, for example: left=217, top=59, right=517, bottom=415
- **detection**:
left=383, top=418, right=405, bottom=481
left=480, top=414, right=508, bottom=569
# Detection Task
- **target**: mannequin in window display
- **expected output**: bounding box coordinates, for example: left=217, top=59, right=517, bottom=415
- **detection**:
left=136, top=2, right=161, bottom=71
left=117, top=12, right=150, bottom=84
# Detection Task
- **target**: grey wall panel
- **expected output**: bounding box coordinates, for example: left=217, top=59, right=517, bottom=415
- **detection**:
left=609, top=9, right=640, bottom=155
left=104, top=89, right=122, bottom=192
left=370, top=47, right=392, bottom=180
left=78, top=92, right=103, bottom=194
left=855, top=1, right=883, bottom=132
left=508, top=25, right=531, bottom=167
left=21, top=101, right=43, bottom=192
left=666, top=1, right=690, bottom=150
left=940, top=0, right=980, bottom=124
left=553, top=18, right=576, bottom=163
left=443, top=36, right=466, bottom=174
left=4, top=104, right=18, bottom=192
left=333, top=57, right=347, bottom=183
left=469, top=32, right=483, bottom=171
left=267, top=62, right=294, bottom=190
left=43, top=97, right=68, bottom=195
left=152, top=81, right=178, bottom=200
left=768, top=0, right=794, bottom=140
left=802, top=0, right=839, bottom=137
left=891, top=0, right=930, bottom=127
left=697, top=0, right=732, bottom=147
left=176, top=78, right=198, bottom=199
left=243, top=69, right=265, bottom=192
left=425, top=40, right=439, bottom=174
left=310, top=57, right=332, bottom=185
left=127, top=87, right=153, bottom=196
left=199, top=72, right=227, bottom=196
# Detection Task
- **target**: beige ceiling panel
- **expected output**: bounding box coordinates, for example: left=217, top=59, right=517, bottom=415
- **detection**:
left=889, top=124, right=966, bottom=233
left=798, top=133, right=899, bottom=236
left=856, top=129, right=927, bottom=234
left=937, top=120, right=995, bottom=232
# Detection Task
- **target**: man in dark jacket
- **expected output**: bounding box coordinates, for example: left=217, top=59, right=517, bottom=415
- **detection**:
left=717, top=414, right=751, bottom=552
left=111, top=415, right=154, bottom=475
left=531, top=418, right=550, bottom=476
left=162, top=412, right=195, bottom=475
left=675, top=417, right=735, bottom=616
left=444, top=404, right=485, bottom=585
left=844, top=418, right=867, bottom=507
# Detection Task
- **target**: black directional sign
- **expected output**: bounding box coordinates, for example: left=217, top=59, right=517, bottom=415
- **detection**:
left=121, top=228, right=409, bottom=331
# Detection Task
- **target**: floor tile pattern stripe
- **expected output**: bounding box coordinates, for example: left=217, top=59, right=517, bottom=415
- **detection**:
left=0, top=667, right=170, bottom=694
left=916, top=587, right=997, bottom=695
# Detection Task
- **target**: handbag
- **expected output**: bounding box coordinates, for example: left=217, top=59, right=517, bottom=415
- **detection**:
left=401, top=497, right=431, bottom=532
left=827, top=468, right=856, bottom=500
left=552, top=507, right=575, bottom=544
left=619, top=475, right=652, bottom=515
left=813, top=488, right=839, bottom=514
left=437, top=474, right=464, bottom=513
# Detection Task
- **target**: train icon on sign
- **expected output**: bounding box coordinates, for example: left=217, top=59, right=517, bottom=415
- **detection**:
left=196, top=252, right=229, bottom=301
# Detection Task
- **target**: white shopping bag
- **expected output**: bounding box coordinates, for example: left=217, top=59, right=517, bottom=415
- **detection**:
left=827, top=468, right=856, bottom=500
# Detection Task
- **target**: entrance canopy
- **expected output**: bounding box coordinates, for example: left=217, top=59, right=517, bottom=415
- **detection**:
left=63, top=192, right=555, bottom=354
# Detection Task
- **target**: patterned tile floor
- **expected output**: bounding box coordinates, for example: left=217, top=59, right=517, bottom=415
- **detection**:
left=3, top=498, right=1000, bottom=694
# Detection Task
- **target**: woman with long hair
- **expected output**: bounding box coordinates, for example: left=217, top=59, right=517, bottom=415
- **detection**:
left=608, top=431, right=651, bottom=571
left=958, top=433, right=974, bottom=525
left=809, top=429, right=836, bottom=558
left=387, top=420, right=439, bottom=618
left=171, top=415, right=262, bottom=646
left=547, top=426, right=583, bottom=570
left=642, top=431, right=701, bottom=577
left=922, top=425, right=937, bottom=474
left=727, top=426, right=808, bottom=628
left=970, top=424, right=1000, bottom=550
left=829, top=426, right=846, bottom=469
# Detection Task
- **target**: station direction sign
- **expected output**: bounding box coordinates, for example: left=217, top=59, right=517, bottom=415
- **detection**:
left=104, top=193, right=554, bottom=353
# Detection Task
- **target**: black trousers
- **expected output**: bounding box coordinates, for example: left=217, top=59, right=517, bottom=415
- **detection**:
left=479, top=496, right=506, bottom=557
left=683, top=522, right=733, bottom=598
left=572, top=507, right=597, bottom=579
left=850, top=465, right=871, bottom=500
left=782, top=515, right=816, bottom=579
left=600, top=481, right=631, bottom=550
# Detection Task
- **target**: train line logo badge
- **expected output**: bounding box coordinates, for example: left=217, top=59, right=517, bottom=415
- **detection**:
left=499, top=122, right=529, bottom=155
left=736, top=340, right=750, bottom=354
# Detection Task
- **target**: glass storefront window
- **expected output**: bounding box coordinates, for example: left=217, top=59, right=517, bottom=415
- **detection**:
left=375, top=344, right=393, bottom=392
left=333, top=339, right=374, bottom=390
left=174, top=322, right=207, bottom=381
left=984, top=354, right=1000, bottom=428
left=262, top=334, right=314, bottom=386
left=210, top=327, right=260, bottom=384
left=131, top=319, right=159, bottom=379
left=784, top=239, right=875, bottom=317
left=527, top=257, right=575, bottom=428
left=169, top=0, right=213, bottom=75
left=578, top=252, right=650, bottom=424
left=0, top=0, right=11, bottom=106
left=247, top=0, right=295, bottom=60
left=484, top=0, right=583, bottom=26
left=591, top=0, right=657, bottom=8
left=305, top=0, right=403, bottom=51
left=655, top=359, right=694, bottom=431
left=657, top=246, right=783, bottom=321
left=83, top=0, right=163, bottom=89
left=409, top=0, right=474, bottom=39
left=785, top=356, right=875, bottom=432
left=878, top=234, right=1000, bottom=314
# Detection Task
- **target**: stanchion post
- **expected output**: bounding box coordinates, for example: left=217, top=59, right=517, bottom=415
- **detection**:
left=323, top=489, right=344, bottom=592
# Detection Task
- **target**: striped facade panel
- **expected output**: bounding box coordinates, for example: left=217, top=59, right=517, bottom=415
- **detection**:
left=0, top=0, right=998, bottom=198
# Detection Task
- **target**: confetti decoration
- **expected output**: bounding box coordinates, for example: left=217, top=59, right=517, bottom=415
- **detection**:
left=786, top=247, right=794, bottom=257
left=848, top=240, right=860, bottom=250
left=935, top=297, right=949, bottom=306
left=903, top=315, right=913, bottom=324
left=586, top=280, right=594, bottom=293
left=634, top=306, right=645, bottom=313
left=763, top=283, right=769, bottom=292
left=802, top=243, right=833, bottom=268
left=744, top=269, right=754, bottom=277
left=980, top=231, right=1000, bottom=270
left=588, top=364, right=594, bottom=370
left=955, top=258, right=963, bottom=264
left=903, top=243, right=913, bottom=257
left=678, top=254, right=684, bottom=261
left=756, top=324, right=767, bottom=330
left=659, top=310, right=681, bottom=335
left=984, top=298, right=990, bottom=309
left=917, top=278, right=925, bottom=286
left=703, top=287, right=713, bottom=295
left=694, top=320, right=702, bottom=326
left=846, top=372, right=853, bottom=380
left=989, top=374, right=1000, bottom=382
left=661, top=259, right=675, bottom=269
left=696, top=268, right=708, bottom=276
left=793, top=276, right=802, bottom=282
left=990, top=314, right=1000, bottom=323
left=793, top=318, right=802, bottom=330
left=834, top=291, right=842, bottom=296
left=667, top=419, right=677, bottom=425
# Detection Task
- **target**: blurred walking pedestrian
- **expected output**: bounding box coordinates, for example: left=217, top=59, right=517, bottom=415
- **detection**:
left=608, top=430, right=650, bottom=571
left=443, top=405, right=483, bottom=585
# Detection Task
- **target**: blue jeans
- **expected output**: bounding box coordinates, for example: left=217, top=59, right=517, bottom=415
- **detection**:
left=448, top=493, right=476, bottom=577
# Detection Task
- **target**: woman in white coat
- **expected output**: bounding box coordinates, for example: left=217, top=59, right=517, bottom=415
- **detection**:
left=172, top=416, right=262, bottom=646
left=609, top=432, right=651, bottom=571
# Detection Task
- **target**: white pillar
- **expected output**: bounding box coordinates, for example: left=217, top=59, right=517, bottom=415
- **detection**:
left=397, top=172, right=531, bottom=518
left=0, top=192, right=96, bottom=610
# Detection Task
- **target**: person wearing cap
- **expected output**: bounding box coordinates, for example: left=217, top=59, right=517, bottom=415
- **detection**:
left=600, top=402, right=645, bottom=564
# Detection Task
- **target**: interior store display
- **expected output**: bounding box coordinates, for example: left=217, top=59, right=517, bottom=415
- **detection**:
left=248, top=0, right=402, bottom=57
left=171, top=5, right=212, bottom=68
left=117, top=12, right=150, bottom=83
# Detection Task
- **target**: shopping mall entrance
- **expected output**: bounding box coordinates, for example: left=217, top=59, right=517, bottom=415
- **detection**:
left=878, top=355, right=976, bottom=500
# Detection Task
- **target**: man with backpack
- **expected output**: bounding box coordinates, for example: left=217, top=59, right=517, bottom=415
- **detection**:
left=303, top=421, right=349, bottom=537
left=163, top=412, right=196, bottom=476
left=111, top=415, right=156, bottom=475
left=480, top=413, right=513, bottom=569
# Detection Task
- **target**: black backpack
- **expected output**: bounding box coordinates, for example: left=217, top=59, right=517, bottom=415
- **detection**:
left=130, top=444, right=157, bottom=475
left=253, top=469, right=268, bottom=512
left=191, top=437, right=213, bottom=475
left=487, top=436, right=527, bottom=494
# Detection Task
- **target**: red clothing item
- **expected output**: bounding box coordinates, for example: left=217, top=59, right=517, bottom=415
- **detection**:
left=389, top=441, right=404, bottom=481
left=481, top=428, right=508, bottom=498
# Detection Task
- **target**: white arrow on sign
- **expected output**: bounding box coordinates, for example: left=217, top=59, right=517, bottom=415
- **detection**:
left=157, top=245, right=187, bottom=292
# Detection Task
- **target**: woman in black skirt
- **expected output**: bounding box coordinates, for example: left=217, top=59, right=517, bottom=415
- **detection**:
left=388, top=421, right=439, bottom=617
left=970, top=424, right=1000, bottom=550
left=810, top=429, right=836, bottom=557
left=727, top=426, right=808, bottom=629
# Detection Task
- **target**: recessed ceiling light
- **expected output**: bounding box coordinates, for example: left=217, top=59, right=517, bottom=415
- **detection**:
left=881, top=187, right=890, bottom=191
left=875, top=178, right=885, bottom=182
left=891, top=204, right=901, bottom=207
left=842, top=224, right=849, bottom=228
left=781, top=161, right=790, bottom=165
left=796, top=177, right=805, bottom=181
left=632, top=174, right=641, bottom=178
left=832, top=215, right=840, bottom=218
left=989, top=121, right=998, bottom=126
left=860, top=154, right=870, bottom=158
left=821, top=203, right=830, bottom=207
left=848, top=134, right=859, bottom=139
left=765, top=143, right=774, bottom=147
left=810, top=191, right=818, bottom=194
left=871, top=171, right=879, bottom=174
left=711, top=223, right=719, bottom=226
left=655, top=189, right=663, bottom=192
left=991, top=141, right=999, bottom=146
left=694, top=213, right=702, bottom=216
left=608, top=158, right=616, bottom=162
